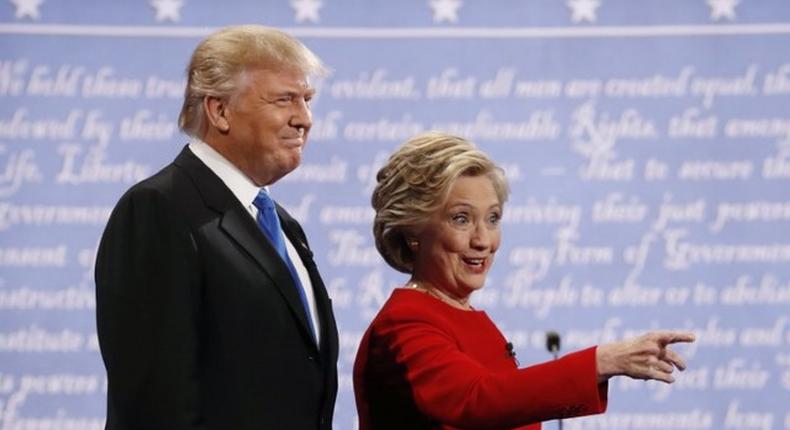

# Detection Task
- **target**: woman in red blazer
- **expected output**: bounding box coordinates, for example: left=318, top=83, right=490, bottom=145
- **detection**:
left=353, top=132, right=695, bottom=430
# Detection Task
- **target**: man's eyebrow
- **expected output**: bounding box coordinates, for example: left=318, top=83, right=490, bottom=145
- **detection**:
left=267, top=87, right=316, bottom=98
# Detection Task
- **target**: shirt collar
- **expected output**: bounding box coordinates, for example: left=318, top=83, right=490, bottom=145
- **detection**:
left=188, top=138, right=261, bottom=209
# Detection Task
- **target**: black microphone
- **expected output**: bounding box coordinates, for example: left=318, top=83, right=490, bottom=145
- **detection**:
left=545, top=331, right=562, bottom=430
left=505, top=341, right=519, bottom=366
left=546, top=331, right=561, bottom=359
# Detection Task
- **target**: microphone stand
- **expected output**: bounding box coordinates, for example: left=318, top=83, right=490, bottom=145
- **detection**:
left=546, top=332, right=562, bottom=430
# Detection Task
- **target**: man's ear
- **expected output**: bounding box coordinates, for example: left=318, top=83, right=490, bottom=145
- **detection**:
left=203, top=96, right=231, bottom=133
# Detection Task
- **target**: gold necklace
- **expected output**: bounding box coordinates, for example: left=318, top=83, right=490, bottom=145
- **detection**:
left=406, top=281, right=473, bottom=311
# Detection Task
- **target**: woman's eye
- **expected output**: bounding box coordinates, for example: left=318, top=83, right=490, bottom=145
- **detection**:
left=452, top=214, right=469, bottom=225
left=488, top=212, right=501, bottom=225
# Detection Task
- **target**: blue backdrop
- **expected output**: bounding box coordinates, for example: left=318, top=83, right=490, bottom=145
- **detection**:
left=2, top=0, right=790, bottom=429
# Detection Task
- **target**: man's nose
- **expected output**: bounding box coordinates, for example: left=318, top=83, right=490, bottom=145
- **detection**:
left=290, top=98, right=312, bottom=130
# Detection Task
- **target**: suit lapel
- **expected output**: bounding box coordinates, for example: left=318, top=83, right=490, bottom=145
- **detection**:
left=278, top=207, right=339, bottom=417
left=220, top=209, right=317, bottom=348
left=279, top=208, right=339, bottom=359
left=173, top=146, right=317, bottom=349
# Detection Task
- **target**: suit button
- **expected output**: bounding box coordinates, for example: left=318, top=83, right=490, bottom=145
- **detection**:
left=308, top=355, right=315, bottom=361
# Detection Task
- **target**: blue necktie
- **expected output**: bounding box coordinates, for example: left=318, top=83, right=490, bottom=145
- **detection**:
left=253, top=189, right=316, bottom=342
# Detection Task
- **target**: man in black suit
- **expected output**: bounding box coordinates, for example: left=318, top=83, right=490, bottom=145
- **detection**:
left=95, top=25, right=338, bottom=430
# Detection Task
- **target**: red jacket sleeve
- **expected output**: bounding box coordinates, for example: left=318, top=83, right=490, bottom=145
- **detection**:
left=374, top=308, right=608, bottom=429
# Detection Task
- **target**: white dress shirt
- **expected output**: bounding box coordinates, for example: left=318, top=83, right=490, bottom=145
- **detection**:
left=189, top=139, right=321, bottom=345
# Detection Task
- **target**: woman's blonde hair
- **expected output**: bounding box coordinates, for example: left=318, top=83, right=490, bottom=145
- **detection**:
left=372, top=131, right=509, bottom=273
left=178, top=25, right=327, bottom=138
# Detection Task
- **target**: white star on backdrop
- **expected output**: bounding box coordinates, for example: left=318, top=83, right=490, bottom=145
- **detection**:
left=429, top=0, right=462, bottom=24
left=567, top=0, right=601, bottom=23
left=150, top=0, right=184, bottom=23
left=291, top=0, right=322, bottom=23
left=9, top=0, right=44, bottom=20
left=707, top=0, right=739, bottom=21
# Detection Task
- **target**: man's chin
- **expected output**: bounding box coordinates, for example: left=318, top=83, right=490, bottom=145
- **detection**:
left=289, top=152, right=302, bottom=167
left=282, top=157, right=302, bottom=176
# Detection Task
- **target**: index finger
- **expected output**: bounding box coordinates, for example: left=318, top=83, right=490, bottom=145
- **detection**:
left=656, top=331, right=696, bottom=345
